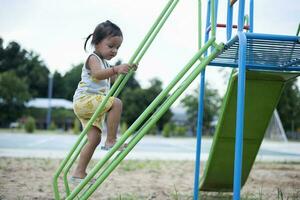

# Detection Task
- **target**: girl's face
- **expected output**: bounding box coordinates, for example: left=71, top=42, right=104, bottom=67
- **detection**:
left=95, top=36, right=123, bottom=60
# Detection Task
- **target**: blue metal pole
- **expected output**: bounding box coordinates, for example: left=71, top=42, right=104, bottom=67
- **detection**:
left=249, top=0, right=254, bottom=33
left=193, top=0, right=212, bottom=199
left=193, top=70, right=206, bottom=200
left=226, top=0, right=233, bottom=40
left=233, top=32, right=247, bottom=200
left=205, top=0, right=211, bottom=56
left=214, top=0, right=219, bottom=26
left=237, top=0, right=245, bottom=31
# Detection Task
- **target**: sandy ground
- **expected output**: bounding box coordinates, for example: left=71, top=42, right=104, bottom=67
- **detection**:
left=0, top=157, right=299, bottom=200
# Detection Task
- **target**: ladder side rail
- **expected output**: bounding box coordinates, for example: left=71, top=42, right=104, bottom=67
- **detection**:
left=52, top=0, right=178, bottom=199
left=63, top=137, right=88, bottom=195
left=62, top=1, right=180, bottom=193
left=80, top=44, right=224, bottom=200
left=66, top=37, right=217, bottom=200
left=113, top=0, right=180, bottom=97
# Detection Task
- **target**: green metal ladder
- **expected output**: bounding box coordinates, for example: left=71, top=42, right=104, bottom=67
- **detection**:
left=52, top=0, right=224, bottom=199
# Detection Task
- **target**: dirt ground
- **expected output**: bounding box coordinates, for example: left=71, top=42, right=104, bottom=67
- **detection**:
left=0, top=157, right=299, bottom=200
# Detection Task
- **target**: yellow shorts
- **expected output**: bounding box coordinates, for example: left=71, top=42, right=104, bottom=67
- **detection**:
left=73, top=94, right=114, bottom=132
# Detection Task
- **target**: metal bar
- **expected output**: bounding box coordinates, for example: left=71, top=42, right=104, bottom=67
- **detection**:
left=53, top=1, right=178, bottom=199
left=193, top=70, right=205, bottom=200
left=127, top=0, right=176, bottom=65
left=52, top=74, right=123, bottom=200
left=204, top=0, right=211, bottom=56
left=218, top=51, right=300, bottom=58
left=280, top=58, right=300, bottom=68
left=193, top=0, right=204, bottom=199
left=63, top=137, right=88, bottom=196
left=113, top=0, right=180, bottom=97
left=249, top=0, right=254, bottom=32
left=297, top=23, right=300, bottom=36
left=66, top=38, right=217, bottom=200
left=205, top=24, right=251, bottom=34
left=210, top=61, right=300, bottom=70
left=198, top=0, right=202, bottom=50
left=227, top=0, right=233, bottom=40
left=233, top=31, right=247, bottom=200
left=80, top=45, right=224, bottom=200
left=237, top=0, right=245, bottom=31
left=245, top=33, right=300, bottom=41
left=211, top=0, right=216, bottom=38
left=214, top=0, right=219, bottom=29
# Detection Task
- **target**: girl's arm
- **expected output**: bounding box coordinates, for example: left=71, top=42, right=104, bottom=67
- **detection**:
left=110, top=64, right=138, bottom=83
left=88, top=55, right=132, bottom=80
left=110, top=72, right=118, bottom=83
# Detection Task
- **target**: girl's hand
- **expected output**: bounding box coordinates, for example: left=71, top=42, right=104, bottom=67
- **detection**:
left=115, top=63, right=138, bottom=74
left=130, top=63, right=138, bottom=71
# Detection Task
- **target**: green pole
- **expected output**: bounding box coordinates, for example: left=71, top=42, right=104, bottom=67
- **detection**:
left=66, top=38, right=216, bottom=200
left=63, top=137, right=88, bottom=196
left=127, top=0, right=176, bottom=65
left=52, top=76, right=123, bottom=200
left=59, top=1, right=179, bottom=194
left=211, top=0, right=216, bottom=38
left=113, top=0, right=180, bottom=97
left=80, top=44, right=224, bottom=200
left=53, top=1, right=177, bottom=199
left=198, top=0, right=202, bottom=50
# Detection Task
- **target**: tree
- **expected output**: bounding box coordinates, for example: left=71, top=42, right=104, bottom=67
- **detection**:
left=0, top=38, right=49, bottom=97
left=277, top=79, right=300, bottom=132
left=0, top=40, right=27, bottom=73
left=181, top=83, right=221, bottom=135
left=22, top=52, right=49, bottom=97
left=120, top=78, right=172, bottom=132
left=52, top=71, right=65, bottom=98
left=62, top=63, right=83, bottom=100
left=0, top=71, right=31, bottom=126
left=144, top=79, right=172, bottom=131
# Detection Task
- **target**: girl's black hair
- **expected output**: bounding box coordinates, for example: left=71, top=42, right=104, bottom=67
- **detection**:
left=84, top=20, right=123, bottom=51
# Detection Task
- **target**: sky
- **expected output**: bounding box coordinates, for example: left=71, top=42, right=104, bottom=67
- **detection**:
left=1, top=0, right=300, bottom=99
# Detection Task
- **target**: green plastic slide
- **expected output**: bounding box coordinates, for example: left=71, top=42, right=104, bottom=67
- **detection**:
left=200, top=70, right=299, bottom=191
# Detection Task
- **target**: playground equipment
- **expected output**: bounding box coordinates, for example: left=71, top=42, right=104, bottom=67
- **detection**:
left=53, top=0, right=300, bottom=199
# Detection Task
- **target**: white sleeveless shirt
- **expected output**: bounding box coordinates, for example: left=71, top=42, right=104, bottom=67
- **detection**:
left=73, top=53, right=111, bottom=101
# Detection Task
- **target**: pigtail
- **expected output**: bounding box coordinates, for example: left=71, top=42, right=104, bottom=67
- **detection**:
left=84, top=33, right=93, bottom=52
left=84, top=21, right=122, bottom=52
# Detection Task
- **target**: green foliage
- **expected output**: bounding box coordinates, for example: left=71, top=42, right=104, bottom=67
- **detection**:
left=120, top=77, right=173, bottom=131
left=73, top=118, right=81, bottom=134
left=25, top=116, right=36, bottom=133
left=0, top=38, right=175, bottom=131
left=59, top=63, right=82, bottom=100
left=162, top=122, right=187, bottom=137
left=181, top=83, right=221, bottom=136
left=0, top=39, right=49, bottom=97
left=0, top=71, right=31, bottom=126
left=48, top=122, right=57, bottom=130
left=173, top=125, right=187, bottom=137
left=277, top=79, right=300, bottom=132
left=0, top=38, right=49, bottom=127
left=25, top=107, right=76, bottom=130
left=162, top=123, right=172, bottom=137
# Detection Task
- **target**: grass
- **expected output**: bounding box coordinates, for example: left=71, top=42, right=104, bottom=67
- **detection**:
left=118, top=160, right=161, bottom=172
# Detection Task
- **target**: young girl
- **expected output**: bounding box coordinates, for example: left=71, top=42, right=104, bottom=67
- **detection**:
left=72, top=20, right=136, bottom=180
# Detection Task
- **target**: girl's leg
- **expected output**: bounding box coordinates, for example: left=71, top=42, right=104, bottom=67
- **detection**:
left=105, top=98, right=122, bottom=146
left=73, top=126, right=101, bottom=178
